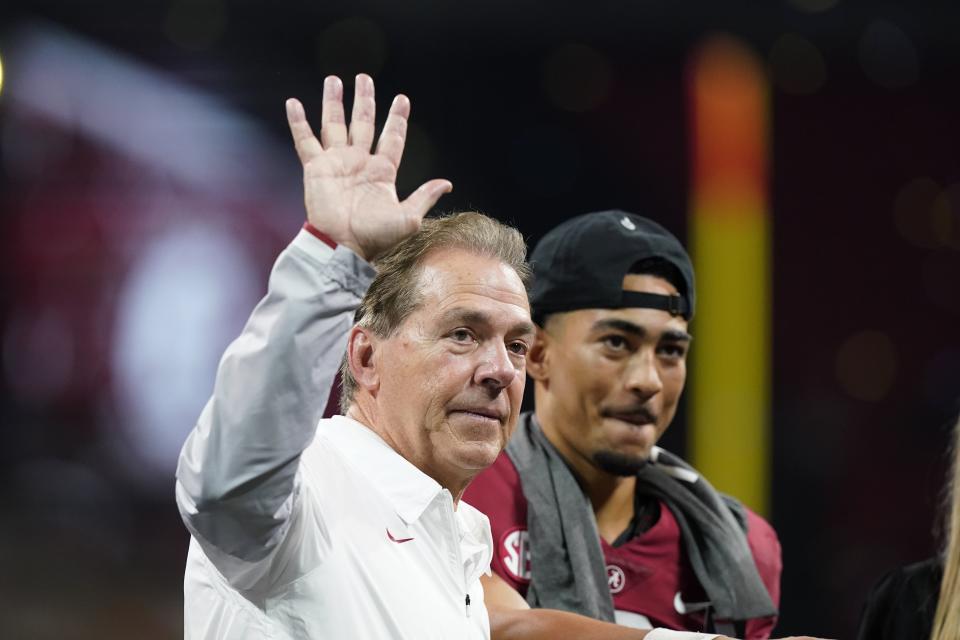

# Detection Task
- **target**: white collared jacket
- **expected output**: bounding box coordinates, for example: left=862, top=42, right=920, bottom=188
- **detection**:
left=175, top=229, right=493, bottom=639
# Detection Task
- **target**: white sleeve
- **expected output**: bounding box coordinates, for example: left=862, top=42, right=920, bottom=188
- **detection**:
left=174, top=228, right=375, bottom=590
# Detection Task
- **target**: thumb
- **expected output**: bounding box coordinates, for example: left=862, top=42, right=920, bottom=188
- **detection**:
left=402, top=179, right=453, bottom=221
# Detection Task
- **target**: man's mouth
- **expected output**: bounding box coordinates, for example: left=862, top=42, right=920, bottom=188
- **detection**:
left=450, top=407, right=504, bottom=422
left=604, top=409, right=657, bottom=427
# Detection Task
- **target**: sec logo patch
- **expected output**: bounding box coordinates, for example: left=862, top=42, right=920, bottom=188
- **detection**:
left=500, top=527, right=532, bottom=583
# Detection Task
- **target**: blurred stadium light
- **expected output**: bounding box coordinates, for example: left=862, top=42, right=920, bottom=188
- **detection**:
left=5, top=21, right=299, bottom=204
left=2, top=22, right=301, bottom=491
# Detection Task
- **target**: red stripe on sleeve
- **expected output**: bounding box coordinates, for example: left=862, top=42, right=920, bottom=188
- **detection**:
left=303, top=222, right=338, bottom=249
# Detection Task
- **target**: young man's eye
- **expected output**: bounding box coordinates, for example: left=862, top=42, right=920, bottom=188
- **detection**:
left=658, top=344, right=687, bottom=358
left=601, top=335, right=629, bottom=350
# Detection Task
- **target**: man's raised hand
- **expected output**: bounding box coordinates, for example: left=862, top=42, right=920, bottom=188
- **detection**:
left=286, top=74, right=452, bottom=262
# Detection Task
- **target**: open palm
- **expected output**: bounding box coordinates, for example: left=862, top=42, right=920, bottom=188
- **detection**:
left=286, top=74, right=452, bottom=262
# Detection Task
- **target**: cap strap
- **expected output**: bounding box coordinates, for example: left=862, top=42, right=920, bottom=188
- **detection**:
left=621, top=291, right=689, bottom=318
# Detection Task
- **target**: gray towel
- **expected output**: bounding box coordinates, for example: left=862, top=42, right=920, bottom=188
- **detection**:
left=506, top=413, right=615, bottom=620
left=636, top=447, right=777, bottom=621
left=505, top=413, right=777, bottom=624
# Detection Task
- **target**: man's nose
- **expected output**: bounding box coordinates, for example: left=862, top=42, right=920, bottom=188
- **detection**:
left=624, top=350, right=663, bottom=400
left=474, top=342, right=520, bottom=392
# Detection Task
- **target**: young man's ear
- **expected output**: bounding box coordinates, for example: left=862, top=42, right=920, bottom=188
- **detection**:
left=347, top=326, right=380, bottom=394
left=526, top=325, right=551, bottom=383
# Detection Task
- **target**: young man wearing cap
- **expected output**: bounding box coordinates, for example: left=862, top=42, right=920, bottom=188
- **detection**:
left=463, top=211, right=783, bottom=639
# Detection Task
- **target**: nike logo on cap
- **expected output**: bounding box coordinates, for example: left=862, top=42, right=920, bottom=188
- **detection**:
left=620, top=216, right=637, bottom=231
left=386, top=528, right=414, bottom=544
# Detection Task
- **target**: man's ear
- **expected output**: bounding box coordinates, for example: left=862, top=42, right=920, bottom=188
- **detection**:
left=347, top=326, right=380, bottom=394
left=526, top=325, right=551, bottom=383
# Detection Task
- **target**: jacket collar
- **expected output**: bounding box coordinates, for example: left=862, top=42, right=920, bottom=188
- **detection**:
left=320, top=415, right=493, bottom=582
left=320, top=415, right=445, bottom=524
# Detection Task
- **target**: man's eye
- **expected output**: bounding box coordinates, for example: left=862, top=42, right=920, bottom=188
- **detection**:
left=451, top=329, right=474, bottom=343
left=658, top=344, right=687, bottom=358
left=602, top=335, right=629, bottom=350
left=508, top=341, right=529, bottom=356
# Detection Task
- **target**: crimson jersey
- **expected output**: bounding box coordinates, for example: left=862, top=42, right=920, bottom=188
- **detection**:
left=463, top=451, right=782, bottom=639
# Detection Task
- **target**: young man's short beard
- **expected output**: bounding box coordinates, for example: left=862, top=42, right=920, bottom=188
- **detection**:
left=593, top=450, right=649, bottom=477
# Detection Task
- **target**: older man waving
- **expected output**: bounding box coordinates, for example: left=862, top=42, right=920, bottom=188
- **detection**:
left=175, top=74, right=533, bottom=639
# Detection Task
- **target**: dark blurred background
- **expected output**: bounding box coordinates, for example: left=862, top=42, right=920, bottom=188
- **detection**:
left=1, top=1, right=959, bottom=638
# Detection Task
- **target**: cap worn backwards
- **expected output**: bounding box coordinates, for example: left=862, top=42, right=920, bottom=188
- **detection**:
left=529, top=209, right=696, bottom=324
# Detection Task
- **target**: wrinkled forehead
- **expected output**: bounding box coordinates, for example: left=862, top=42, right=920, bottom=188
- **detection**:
left=414, top=248, right=530, bottom=312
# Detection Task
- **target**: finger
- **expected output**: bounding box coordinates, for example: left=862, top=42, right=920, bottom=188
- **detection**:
left=401, top=179, right=453, bottom=221
left=285, top=98, right=324, bottom=165
left=321, top=75, right=348, bottom=148
left=375, top=94, right=411, bottom=169
left=348, top=73, right=376, bottom=151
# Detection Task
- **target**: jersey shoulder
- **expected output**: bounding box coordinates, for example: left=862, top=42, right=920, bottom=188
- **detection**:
left=463, top=450, right=527, bottom=530
left=462, top=451, right=532, bottom=589
left=742, top=506, right=783, bottom=605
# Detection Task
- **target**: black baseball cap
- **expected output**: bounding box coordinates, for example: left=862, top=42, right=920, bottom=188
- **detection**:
left=529, top=210, right=695, bottom=323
